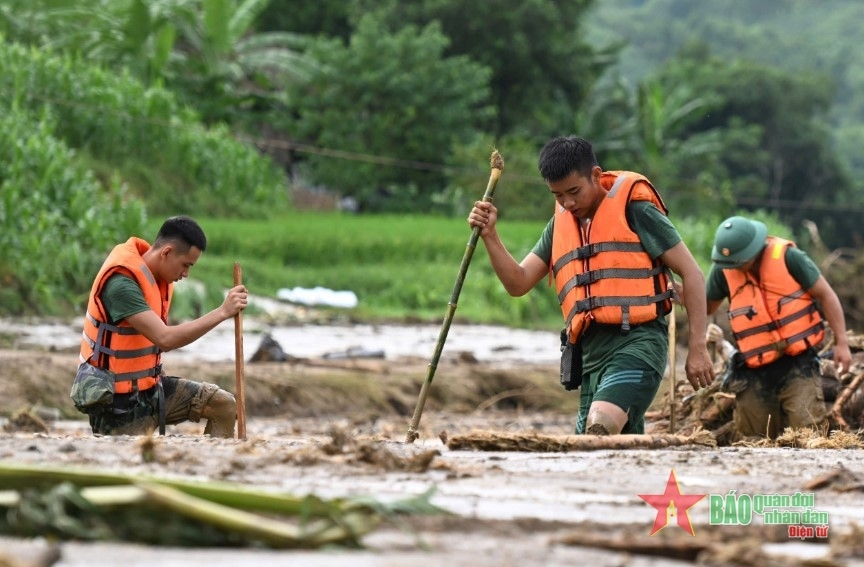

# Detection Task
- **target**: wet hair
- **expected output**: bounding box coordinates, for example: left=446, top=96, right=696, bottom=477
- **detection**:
left=537, top=136, right=599, bottom=182
left=153, top=215, right=207, bottom=253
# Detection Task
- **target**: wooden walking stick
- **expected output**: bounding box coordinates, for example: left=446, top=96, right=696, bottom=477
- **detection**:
left=234, top=262, right=247, bottom=440
left=406, top=149, right=504, bottom=444
left=668, top=306, right=677, bottom=433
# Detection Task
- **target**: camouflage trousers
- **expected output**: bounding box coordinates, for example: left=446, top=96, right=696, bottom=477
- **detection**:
left=89, top=375, right=221, bottom=436
left=732, top=351, right=827, bottom=439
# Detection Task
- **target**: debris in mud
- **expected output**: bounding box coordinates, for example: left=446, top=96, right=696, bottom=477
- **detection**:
left=354, top=442, right=440, bottom=473
left=322, top=346, right=385, bottom=360
left=652, top=328, right=864, bottom=446
left=554, top=531, right=709, bottom=562
left=0, top=543, right=61, bottom=567
left=830, top=521, right=864, bottom=560
left=804, top=464, right=864, bottom=492
left=554, top=522, right=819, bottom=565
left=249, top=333, right=300, bottom=363
left=445, top=429, right=716, bottom=452
left=0, top=462, right=448, bottom=549
left=2, top=408, right=49, bottom=433
left=280, top=425, right=442, bottom=472
left=249, top=333, right=386, bottom=364
left=831, top=369, right=864, bottom=429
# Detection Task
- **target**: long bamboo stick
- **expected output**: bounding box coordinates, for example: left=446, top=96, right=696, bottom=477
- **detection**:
left=405, top=150, right=504, bottom=443
left=234, top=262, right=247, bottom=440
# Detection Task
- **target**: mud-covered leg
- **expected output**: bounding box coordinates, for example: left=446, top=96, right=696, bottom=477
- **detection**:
left=734, top=385, right=780, bottom=439
left=201, top=389, right=237, bottom=438
left=780, top=375, right=827, bottom=432
left=585, top=401, right=628, bottom=435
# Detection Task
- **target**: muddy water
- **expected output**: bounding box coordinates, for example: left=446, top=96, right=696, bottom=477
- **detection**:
left=4, top=315, right=864, bottom=566
left=4, top=317, right=561, bottom=365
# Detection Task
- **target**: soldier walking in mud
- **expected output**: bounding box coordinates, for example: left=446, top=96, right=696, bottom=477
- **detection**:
left=707, top=216, right=852, bottom=439
left=468, top=135, right=714, bottom=435
left=71, top=215, right=247, bottom=437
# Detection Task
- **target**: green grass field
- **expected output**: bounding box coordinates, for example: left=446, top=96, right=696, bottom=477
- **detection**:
left=148, top=212, right=563, bottom=329
left=148, top=209, right=791, bottom=329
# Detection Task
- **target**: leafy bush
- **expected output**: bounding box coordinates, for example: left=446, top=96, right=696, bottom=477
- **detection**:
left=0, top=109, right=146, bottom=315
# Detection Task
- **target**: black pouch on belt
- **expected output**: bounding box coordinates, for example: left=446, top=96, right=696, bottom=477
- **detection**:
left=560, top=328, right=583, bottom=391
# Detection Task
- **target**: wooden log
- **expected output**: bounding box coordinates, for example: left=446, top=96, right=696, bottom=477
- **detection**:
left=446, top=430, right=716, bottom=452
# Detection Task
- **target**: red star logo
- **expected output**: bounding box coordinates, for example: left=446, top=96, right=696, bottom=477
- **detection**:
left=638, top=470, right=705, bottom=536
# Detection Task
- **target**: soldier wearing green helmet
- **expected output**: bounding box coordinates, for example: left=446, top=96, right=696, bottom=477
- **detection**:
left=706, top=216, right=851, bottom=439
left=711, top=216, right=768, bottom=268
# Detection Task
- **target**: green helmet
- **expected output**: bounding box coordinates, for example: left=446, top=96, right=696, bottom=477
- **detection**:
left=711, top=216, right=767, bottom=268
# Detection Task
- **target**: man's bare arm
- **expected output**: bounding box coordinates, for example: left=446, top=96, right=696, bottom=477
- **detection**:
left=468, top=201, right=548, bottom=296
left=660, top=241, right=715, bottom=389
left=809, top=275, right=852, bottom=374
left=125, top=284, right=247, bottom=352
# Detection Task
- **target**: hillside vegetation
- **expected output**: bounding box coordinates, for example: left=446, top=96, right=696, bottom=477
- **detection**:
left=1, top=0, right=862, bottom=330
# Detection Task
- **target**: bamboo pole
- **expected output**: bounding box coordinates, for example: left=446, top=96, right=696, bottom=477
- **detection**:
left=234, top=262, right=247, bottom=440
left=405, top=150, right=504, bottom=443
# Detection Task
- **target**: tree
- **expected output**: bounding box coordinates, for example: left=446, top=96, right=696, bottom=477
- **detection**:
left=658, top=46, right=859, bottom=246
left=156, top=0, right=317, bottom=124
left=356, top=0, right=610, bottom=140
left=4, top=0, right=316, bottom=125
left=257, top=0, right=352, bottom=40
left=283, top=13, right=493, bottom=212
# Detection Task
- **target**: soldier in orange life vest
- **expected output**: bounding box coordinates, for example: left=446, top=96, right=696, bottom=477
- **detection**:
left=707, top=216, right=851, bottom=439
left=468, top=136, right=714, bottom=435
left=75, top=215, right=247, bottom=437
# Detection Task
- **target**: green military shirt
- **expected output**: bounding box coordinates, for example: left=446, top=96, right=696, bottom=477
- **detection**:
left=705, top=245, right=821, bottom=301
left=530, top=200, right=681, bottom=377
left=101, top=274, right=151, bottom=324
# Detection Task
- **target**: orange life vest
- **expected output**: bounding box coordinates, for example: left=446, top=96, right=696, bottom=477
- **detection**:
left=79, top=237, right=172, bottom=394
left=722, top=236, right=824, bottom=368
left=552, top=171, right=674, bottom=343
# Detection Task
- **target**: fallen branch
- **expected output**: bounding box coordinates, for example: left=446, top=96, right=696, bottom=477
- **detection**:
left=831, top=369, right=864, bottom=429
left=446, top=429, right=716, bottom=452
left=555, top=532, right=709, bottom=562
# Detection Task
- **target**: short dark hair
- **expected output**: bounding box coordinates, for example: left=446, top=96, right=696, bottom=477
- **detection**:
left=538, top=136, right=599, bottom=182
left=153, top=215, right=207, bottom=253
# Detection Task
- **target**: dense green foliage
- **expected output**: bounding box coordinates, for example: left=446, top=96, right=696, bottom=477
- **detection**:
left=586, top=0, right=864, bottom=245
left=0, top=110, right=145, bottom=314
left=0, top=40, right=289, bottom=218
left=358, top=0, right=606, bottom=140
left=1, top=0, right=862, bottom=324
left=282, top=13, right=493, bottom=213
left=0, top=37, right=290, bottom=315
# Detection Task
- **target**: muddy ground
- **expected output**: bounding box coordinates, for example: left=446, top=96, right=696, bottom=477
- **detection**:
left=2, top=318, right=864, bottom=567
